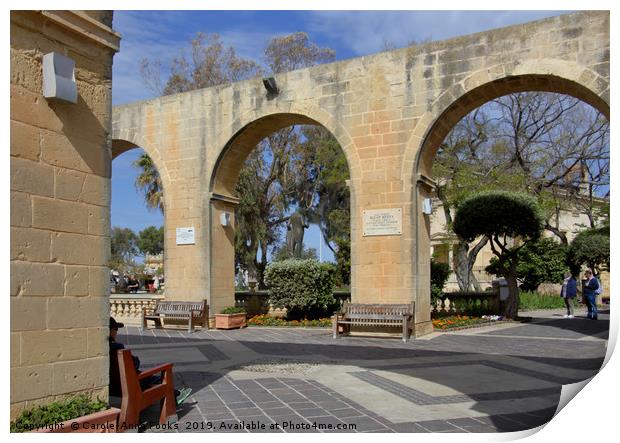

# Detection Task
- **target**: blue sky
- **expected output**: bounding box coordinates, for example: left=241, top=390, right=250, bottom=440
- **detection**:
left=110, top=10, right=568, bottom=262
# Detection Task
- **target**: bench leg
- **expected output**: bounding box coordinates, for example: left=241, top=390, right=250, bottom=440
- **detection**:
left=188, top=316, right=194, bottom=333
left=402, top=319, right=409, bottom=343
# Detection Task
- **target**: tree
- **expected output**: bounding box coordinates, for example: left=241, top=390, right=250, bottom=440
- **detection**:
left=133, top=153, right=164, bottom=213
left=486, top=237, right=568, bottom=292
left=272, top=244, right=317, bottom=262
left=430, top=259, right=451, bottom=306
left=140, top=32, right=262, bottom=96
left=433, top=92, right=609, bottom=290
left=110, top=227, right=139, bottom=271
left=289, top=125, right=351, bottom=285
left=232, top=33, right=337, bottom=287
left=567, top=226, right=610, bottom=275
left=452, top=191, right=544, bottom=319
left=138, top=226, right=164, bottom=257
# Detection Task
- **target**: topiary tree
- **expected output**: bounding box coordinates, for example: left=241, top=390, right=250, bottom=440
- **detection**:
left=264, top=259, right=337, bottom=319
left=485, top=237, right=568, bottom=292
left=567, top=226, right=610, bottom=275
left=452, top=191, right=544, bottom=319
left=430, top=259, right=451, bottom=307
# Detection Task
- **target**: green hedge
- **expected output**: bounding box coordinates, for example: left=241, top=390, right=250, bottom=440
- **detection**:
left=265, top=259, right=337, bottom=319
left=11, top=395, right=107, bottom=433
left=518, top=291, right=568, bottom=310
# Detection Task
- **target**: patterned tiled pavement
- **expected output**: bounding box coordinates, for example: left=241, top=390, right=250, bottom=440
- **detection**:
left=110, top=308, right=609, bottom=433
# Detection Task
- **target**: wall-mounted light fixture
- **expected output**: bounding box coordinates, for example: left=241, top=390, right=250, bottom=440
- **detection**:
left=262, top=77, right=279, bottom=95
left=422, top=198, right=433, bottom=215
left=42, top=52, right=77, bottom=103
left=220, top=212, right=231, bottom=227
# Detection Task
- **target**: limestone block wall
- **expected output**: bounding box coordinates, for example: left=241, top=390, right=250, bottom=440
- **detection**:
left=10, top=11, right=119, bottom=418
left=113, top=11, right=609, bottom=336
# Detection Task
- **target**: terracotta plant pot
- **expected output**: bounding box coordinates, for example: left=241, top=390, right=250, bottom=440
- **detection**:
left=31, top=407, right=121, bottom=433
left=215, top=313, right=247, bottom=329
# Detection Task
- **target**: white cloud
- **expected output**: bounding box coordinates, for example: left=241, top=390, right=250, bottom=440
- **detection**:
left=305, top=11, right=567, bottom=56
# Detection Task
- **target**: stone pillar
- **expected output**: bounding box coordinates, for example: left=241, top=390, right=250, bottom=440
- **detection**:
left=10, top=11, right=119, bottom=418
left=209, top=194, right=239, bottom=323
left=413, top=174, right=435, bottom=336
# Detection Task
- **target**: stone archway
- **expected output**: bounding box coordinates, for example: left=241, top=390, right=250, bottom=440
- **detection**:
left=111, top=11, right=609, bottom=334
left=407, top=72, right=610, bottom=331
left=207, top=111, right=357, bottom=317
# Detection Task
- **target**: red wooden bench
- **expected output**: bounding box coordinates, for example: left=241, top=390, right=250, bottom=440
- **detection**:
left=117, top=349, right=177, bottom=429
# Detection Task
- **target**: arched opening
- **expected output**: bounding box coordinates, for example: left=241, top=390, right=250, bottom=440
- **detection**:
left=414, top=74, right=609, bottom=323
left=109, top=139, right=167, bottom=322
left=209, top=113, right=353, bottom=319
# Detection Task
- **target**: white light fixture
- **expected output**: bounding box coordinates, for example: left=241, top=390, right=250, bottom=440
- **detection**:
left=422, top=198, right=433, bottom=215
left=42, top=52, right=77, bottom=103
left=220, top=212, right=231, bottom=227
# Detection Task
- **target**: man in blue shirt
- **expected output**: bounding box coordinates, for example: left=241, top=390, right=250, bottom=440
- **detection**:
left=582, top=269, right=599, bottom=320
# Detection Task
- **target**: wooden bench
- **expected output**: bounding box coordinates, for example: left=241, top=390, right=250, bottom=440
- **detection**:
left=142, top=299, right=209, bottom=333
left=117, top=349, right=177, bottom=429
left=332, top=302, right=415, bottom=342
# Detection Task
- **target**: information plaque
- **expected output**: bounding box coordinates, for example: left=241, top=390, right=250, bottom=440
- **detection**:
left=362, top=208, right=402, bottom=236
left=176, top=227, right=195, bottom=245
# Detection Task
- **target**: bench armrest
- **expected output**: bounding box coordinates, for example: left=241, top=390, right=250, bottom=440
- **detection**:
left=138, top=362, right=173, bottom=380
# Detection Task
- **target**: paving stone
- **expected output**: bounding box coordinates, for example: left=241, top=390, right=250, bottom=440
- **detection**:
left=130, top=318, right=606, bottom=434
left=416, top=420, right=461, bottom=432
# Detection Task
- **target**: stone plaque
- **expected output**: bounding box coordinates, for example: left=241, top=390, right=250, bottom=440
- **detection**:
left=362, top=208, right=402, bottom=236
left=176, top=227, right=195, bottom=245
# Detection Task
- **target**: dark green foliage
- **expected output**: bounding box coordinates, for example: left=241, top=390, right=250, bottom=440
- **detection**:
left=453, top=190, right=544, bottom=319
left=334, top=237, right=351, bottom=288
left=430, top=259, right=451, bottom=305
left=137, top=226, right=164, bottom=256
left=133, top=152, right=164, bottom=213
left=10, top=395, right=107, bottom=433
left=486, top=238, right=568, bottom=291
left=110, top=226, right=139, bottom=271
left=265, top=259, right=337, bottom=319
left=221, top=306, right=246, bottom=314
left=518, top=291, right=568, bottom=310
left=453, top=191, right=544, bottom=243
left=567, top=226, right=610, bottom=274
left=272, top=244, right=317, bottom=261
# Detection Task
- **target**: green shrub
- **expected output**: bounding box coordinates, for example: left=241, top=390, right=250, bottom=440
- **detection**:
left=221, top=306, right=246, bottom=314
left=265, top=259, right=337, bottom=320
left=11, top=395, right=107, bottom=433
left=518, top=291, right=567, bottom=311
left=486, top=238, right=568, bottom=291
left=431, top=259, right=451, bottom=306
left=567, top=226, right=610, bottom=274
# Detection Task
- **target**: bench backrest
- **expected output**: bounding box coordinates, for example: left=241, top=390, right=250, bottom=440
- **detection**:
left=154, top=299, right=206, bottom=316
left=342, top=302, right=414, bottom=320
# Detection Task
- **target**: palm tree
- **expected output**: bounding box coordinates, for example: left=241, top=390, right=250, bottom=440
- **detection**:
left=133, top=152, right=164, bottom=213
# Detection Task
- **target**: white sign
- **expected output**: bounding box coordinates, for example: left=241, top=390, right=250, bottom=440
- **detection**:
left=176, top=227, right=195, bottom=245
left=362, top=208, right=402, bottom=236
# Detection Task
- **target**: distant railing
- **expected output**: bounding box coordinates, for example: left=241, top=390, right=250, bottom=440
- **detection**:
left=432, top=291, right=500, bottom=316
left=110, top=294, right=164, bottom=325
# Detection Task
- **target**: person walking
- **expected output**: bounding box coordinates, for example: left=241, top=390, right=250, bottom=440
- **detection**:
left=560, top=271, right=577, bottom=318
left=582, top=269, right=599, bottom=320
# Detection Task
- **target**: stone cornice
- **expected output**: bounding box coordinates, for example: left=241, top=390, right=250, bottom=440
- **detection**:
left=39, top=10, right=121, bottom=52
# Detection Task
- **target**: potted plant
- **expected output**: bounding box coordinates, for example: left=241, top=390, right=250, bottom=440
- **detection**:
left=11, top=395, right=120, bottom=433
left=215, top=306, right=247, bottom=329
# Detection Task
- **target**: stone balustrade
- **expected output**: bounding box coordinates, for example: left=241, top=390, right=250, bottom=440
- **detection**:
left=433, top=291, right=500, bottom=317
left=110, top=294, right=164, bottom=325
